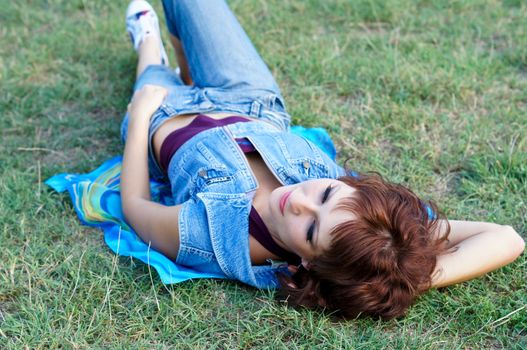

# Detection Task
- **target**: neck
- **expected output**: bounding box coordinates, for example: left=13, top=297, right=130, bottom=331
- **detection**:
left=256, top=198, right=289, bottom=251
left=242, top=152, right=290, bottom=251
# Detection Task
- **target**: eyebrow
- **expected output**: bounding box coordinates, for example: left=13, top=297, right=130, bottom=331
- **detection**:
left=315, top=184, right=341, bottom=246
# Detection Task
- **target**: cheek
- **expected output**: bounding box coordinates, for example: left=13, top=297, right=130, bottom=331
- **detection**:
left=292, top=228, right=307, bottom=250
left=282, top=225, right=299, bottom=246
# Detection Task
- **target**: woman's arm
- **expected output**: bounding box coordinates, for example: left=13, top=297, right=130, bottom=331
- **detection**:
left=120, top=84, right=181, bottom=260
left=431, top=220, right=525, bottom=288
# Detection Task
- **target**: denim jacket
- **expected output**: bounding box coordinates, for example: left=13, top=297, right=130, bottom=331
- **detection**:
left=166, top=119, right=345, bottom=289
left=120, top=65, right=346, bottom=288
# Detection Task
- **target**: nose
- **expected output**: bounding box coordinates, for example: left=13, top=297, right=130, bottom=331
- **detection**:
left=289, top=189, right=317, bottom=215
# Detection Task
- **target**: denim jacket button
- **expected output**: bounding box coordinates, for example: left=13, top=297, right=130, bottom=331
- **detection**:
left=199, top=170, right=207, bottom=177
left=303, top=161, right=310, bottom=169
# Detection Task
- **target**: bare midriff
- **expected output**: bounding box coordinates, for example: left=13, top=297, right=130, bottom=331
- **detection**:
left=152, top=112, right=285, bottom=265
left=152, top=112, right=256, bottom=163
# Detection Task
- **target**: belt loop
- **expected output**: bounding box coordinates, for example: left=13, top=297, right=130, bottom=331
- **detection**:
left=160, top=104, right=176, bottom=116
left=249, top=101, right=261, bottom=118
left=266, top=94, right=274, bottom=108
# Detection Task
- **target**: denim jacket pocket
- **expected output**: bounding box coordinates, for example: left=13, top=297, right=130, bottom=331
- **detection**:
left=284, top=158, right=330, bottom=183
left=195, top=168, right=234, bottom=191
left=192, top=141, right=236, bottom=194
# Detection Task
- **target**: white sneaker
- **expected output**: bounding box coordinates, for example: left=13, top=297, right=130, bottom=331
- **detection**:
left=125, top=0, right=169, bottom=66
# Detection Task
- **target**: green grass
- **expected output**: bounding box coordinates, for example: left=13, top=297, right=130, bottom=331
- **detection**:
left=1, top=0, right=526, bottom=348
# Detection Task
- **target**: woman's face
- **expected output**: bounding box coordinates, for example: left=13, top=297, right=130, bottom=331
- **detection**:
left=266, top=179, right=356, bottom=264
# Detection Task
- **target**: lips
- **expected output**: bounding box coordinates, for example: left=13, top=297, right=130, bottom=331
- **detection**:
left=279, top=191, right=292, bottom=216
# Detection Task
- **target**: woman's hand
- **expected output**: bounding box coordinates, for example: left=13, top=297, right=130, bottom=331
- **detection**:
left=127, top=84, right=168, bottom=119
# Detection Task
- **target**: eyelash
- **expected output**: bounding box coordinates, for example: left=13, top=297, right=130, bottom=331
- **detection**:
left=306, top=185, right=333, bottom=242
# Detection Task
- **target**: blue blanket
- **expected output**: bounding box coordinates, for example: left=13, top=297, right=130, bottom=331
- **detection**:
left=46, top=126, right=338, bottom=284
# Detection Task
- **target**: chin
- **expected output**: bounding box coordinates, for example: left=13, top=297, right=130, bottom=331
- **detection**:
left=269, top=191, right=280, bottom=218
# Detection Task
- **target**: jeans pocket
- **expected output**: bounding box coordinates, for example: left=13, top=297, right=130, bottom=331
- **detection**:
left=260, top=94, right=291, bottom=131
left=268, top=93, right=286, bottom=112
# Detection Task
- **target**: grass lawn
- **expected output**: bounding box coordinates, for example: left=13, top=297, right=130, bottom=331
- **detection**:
left=1, top=0, right=526, bottom=348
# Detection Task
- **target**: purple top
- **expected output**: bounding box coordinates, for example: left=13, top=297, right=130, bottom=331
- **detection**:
left=159, top=114, right=253, bottom=171
left=249, top=207, right=301, bottom=265
left=159, top=114, right=301, bottom=265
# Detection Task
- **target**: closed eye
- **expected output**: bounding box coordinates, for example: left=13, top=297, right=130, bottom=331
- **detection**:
left=307, top=222, right=315, bottom=243
left=322, top=185, right=332, bottom=203
left=306, top=185, right=333, bottom=243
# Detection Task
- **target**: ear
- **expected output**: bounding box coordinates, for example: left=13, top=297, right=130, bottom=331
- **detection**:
left=301, top=258, right=311, bottom=270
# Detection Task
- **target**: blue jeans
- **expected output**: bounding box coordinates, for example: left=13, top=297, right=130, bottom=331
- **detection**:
left=121, top=0, right=291, bottom=180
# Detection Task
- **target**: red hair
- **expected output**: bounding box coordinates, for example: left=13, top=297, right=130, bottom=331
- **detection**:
left=278, top=173, right=449, bottom=319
